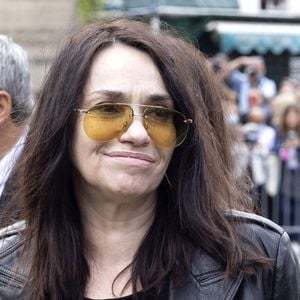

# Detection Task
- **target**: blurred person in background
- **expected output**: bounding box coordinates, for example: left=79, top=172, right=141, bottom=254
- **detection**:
left=247, top=87, right=272, bottom=121
left=0, top=35, right=33, bottom=204
left=223, top=101, right=250, bottom=181
left=244, top=57, right=276, bottom=125
left=273, top=104, right=300, bottom=237
left=241, top=107, right=276, bottom=205
left=294, top=80, right=300, bottom=103
left=246, top=56, right=277, bottom=103
left=271, top=78, right=298, bottom=127
left=0, top=18, right=298, bottom=299
left=211, top=54, right=276, bottom=124
left=210, top=53, right=249, bottom=121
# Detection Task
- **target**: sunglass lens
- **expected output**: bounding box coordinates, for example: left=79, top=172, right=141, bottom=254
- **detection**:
left=145, top=108, right=188, bottom=148
left=83, top=104, right=132, bottom=141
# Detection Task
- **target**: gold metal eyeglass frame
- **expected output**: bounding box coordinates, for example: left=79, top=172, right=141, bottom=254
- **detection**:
left=73, top=103, right=193, bottom=147
left=73, top=103, right=193, bottom=125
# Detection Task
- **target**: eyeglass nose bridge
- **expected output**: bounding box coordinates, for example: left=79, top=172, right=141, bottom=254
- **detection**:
left=131, top=112, right=145, bottom=118
left=123, top=105, right=149, bottom=131
left=126, top=104, right=148, bottom=118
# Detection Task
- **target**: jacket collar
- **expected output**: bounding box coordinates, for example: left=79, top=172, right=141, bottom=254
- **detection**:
left=169, top=252, right=244, bottom=300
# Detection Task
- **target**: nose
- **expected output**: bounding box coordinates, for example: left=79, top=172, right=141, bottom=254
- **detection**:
left=119, top=114, right=151, bottom=146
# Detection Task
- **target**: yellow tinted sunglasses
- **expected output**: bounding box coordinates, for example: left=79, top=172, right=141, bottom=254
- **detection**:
left=73, top=103, right=193, bottom=148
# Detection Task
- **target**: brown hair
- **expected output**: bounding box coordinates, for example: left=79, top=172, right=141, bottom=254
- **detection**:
left=279, top=103, right=300, bottom=137
left=5, top=18, right=268, bottom=299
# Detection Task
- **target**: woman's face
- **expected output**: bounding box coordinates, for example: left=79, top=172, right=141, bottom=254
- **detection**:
left=285, top=109, right=300, bottom=130
left=71, top=43, right=174, bottom=200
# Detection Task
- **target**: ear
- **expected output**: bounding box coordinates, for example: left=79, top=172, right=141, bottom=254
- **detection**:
left=0, top=90, right=12, bottom=126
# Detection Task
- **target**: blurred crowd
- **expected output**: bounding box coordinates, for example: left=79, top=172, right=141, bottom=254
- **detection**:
left=211, top=53, right=300, bottom=240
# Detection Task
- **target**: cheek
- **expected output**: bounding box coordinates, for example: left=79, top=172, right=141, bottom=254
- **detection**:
left=70, top=119, right=104, bottom=170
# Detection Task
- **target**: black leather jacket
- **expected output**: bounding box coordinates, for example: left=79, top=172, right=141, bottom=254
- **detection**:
left=0, top=211, right=299, bottom=299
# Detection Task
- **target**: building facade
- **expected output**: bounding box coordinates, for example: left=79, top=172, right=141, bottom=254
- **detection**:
left=0, top=0, right=77, bottom=94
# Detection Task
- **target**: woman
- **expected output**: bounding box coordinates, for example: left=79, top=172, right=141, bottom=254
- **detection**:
left=0, top=18, right=299, bottom=299
left=274, top=104, right=300, bottom=233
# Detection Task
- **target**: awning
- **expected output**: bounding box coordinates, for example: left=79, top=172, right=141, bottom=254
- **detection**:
left=123, top=0, right=238, bottom=9
left=116, top=0, right=239, bottom=14
left=207, top=21, right=300, bottom=55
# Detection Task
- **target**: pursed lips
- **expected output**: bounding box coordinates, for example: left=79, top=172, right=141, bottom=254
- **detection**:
left=104, top=151, right=155, bottom=163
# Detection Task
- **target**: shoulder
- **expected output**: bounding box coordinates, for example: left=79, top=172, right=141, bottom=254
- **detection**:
left=229, top=210, right=300, bottom=281
left=0, top=220, right=26, bottom=265
left=0, top=221, right=27, bottom=297
left=227, top=209, right=284, bottom=234
left=227, top=210, right=288, bottom=254
left=226, top=210, right=300, bottom=299
left=173, top=211, right=300, bottom=299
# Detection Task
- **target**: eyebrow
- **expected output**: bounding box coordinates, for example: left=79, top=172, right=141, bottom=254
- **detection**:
left=148, top=93, right=173, bottom=103
left=89, top=89, right=173, bottom=104
left=90, top=90, right=125, bottom=101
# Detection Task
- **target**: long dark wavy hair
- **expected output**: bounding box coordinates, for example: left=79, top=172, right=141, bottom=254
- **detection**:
left=4, top=18, right=269, bottom=299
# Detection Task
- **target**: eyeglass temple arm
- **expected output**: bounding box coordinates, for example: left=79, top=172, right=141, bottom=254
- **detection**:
left=73, top=108, right=88, bottom=113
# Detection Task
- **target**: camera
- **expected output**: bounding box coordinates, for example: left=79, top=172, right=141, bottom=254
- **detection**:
left=244, top=130, right=259, bottom=145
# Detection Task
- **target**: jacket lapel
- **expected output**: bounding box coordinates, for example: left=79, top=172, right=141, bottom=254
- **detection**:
left=169, top=252, right=244, bottom=300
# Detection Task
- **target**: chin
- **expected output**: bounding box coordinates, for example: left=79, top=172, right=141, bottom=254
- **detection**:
left=114, top=185, right=151, bottom=198
left=101, top=173, right=161, bottom=199
left=110, top=179, right=156, bottom=199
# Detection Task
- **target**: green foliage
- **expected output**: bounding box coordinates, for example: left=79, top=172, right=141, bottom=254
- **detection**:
left=77, top=0, right=106, bottom=23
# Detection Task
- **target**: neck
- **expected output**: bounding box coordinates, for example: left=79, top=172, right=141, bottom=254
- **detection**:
left=0, top=120, right=25, bottom=159
left=78, top=189, right=156, bottom=298
left=80, top=192, right=156, bottom=258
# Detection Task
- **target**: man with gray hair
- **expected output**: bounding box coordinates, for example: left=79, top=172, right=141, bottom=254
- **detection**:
left=0, top=35, right=33, bottom=200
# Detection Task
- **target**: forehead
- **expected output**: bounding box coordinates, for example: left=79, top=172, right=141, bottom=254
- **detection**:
left=82, top=43, right=170, bottom=106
